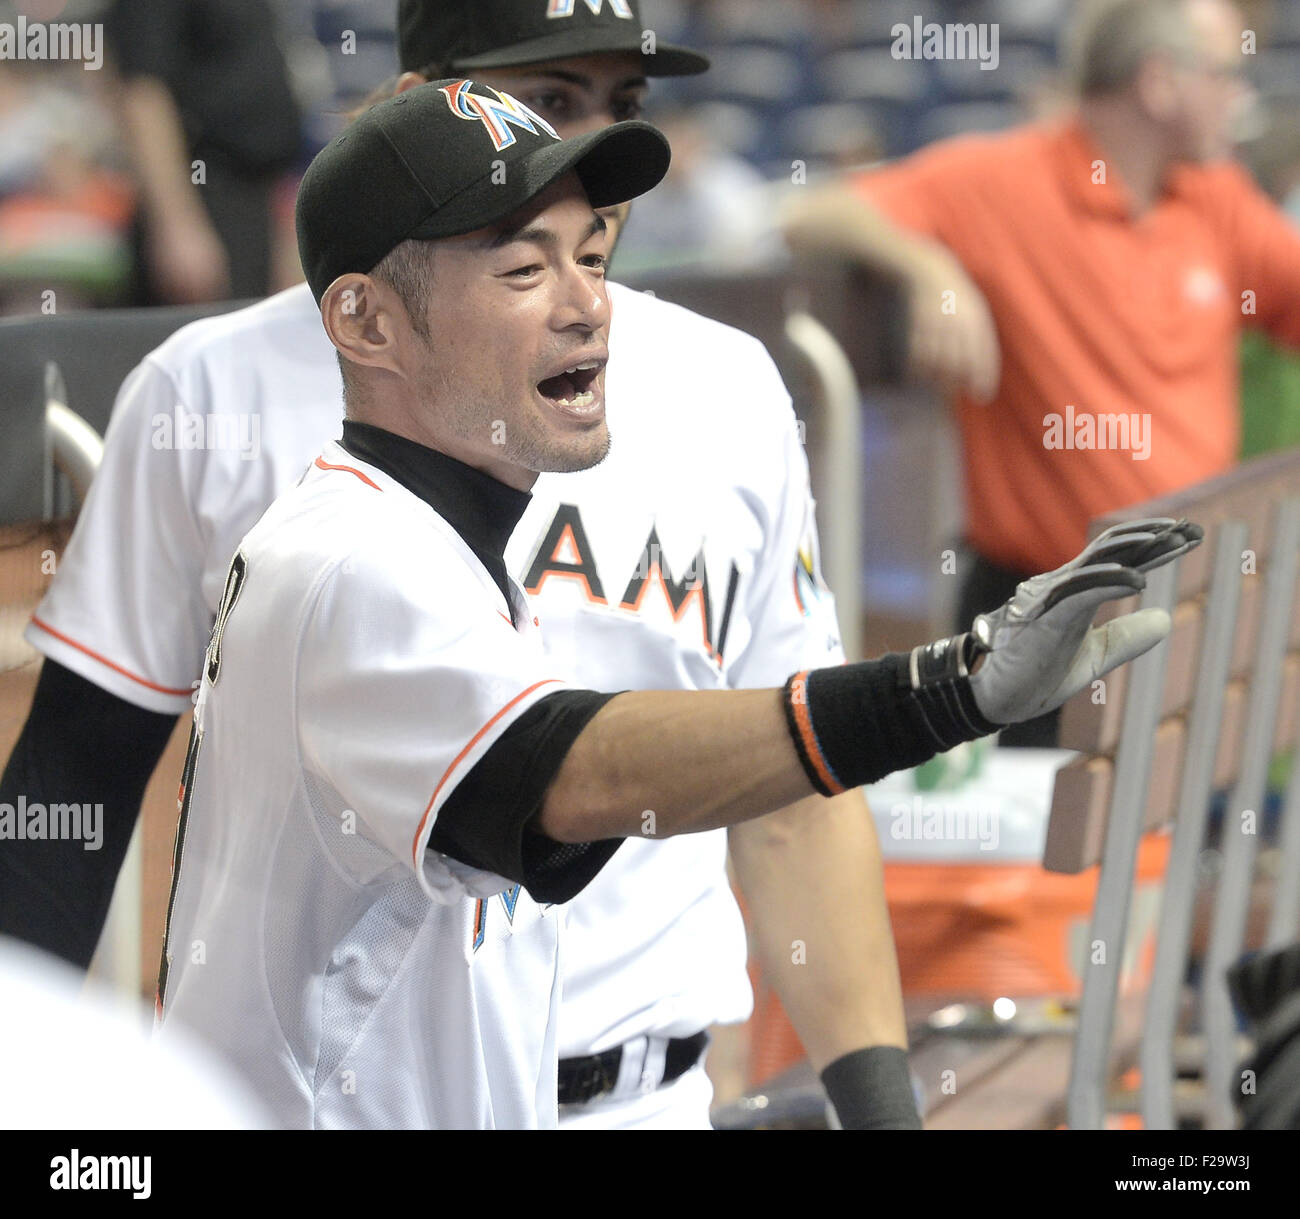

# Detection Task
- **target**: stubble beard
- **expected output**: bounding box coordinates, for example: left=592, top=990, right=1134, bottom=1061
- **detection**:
left=505, top=411, right=613, bottom=475
left=414, top=350, right=612, bottom=477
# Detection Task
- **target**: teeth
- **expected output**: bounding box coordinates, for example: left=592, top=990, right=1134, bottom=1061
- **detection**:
left=555, top=390, right=595, bottom=408
left=563, top=361, right=601, bottom=374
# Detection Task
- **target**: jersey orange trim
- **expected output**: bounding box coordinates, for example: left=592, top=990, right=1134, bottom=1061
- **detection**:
left=29, top=616, right=194, bottom=698
left=411, top=677, right=563, bottom=869
left=619, top=563, right=715, bottom=658
left=788, top=670, right=845, bottom=796
left=314, top=456, right=383, bottom=490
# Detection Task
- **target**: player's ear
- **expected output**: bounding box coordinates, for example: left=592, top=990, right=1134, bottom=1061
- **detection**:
left=395, top=71, right=428, bottom=95
left=320, top=274, right=404, bottom=377
left=1135, top=53, right=1180, bottom=122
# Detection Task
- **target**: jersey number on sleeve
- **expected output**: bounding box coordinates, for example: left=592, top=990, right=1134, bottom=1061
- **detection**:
left=156, top=552, right=248, bottom=1012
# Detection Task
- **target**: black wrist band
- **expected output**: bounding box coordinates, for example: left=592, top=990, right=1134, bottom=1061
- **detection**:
left=821, top=1046, right=923, bottom=1130
left=781, top=648, right=1000, bottom=796
left=902, top=631, right=1001, bottom=748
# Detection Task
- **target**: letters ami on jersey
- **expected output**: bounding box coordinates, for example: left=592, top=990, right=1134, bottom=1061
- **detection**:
left=525, top=502, right=743, bottom=665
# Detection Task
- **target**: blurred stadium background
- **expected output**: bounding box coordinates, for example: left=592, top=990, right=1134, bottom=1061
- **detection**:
left=7, top=0, right=1299, bottom=297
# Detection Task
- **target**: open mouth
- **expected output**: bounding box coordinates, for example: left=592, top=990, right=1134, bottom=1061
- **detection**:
left=537, top=360, right=603, bottom=410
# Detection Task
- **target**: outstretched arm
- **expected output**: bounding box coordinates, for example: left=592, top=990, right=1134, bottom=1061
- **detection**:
left=537, top=518, right=1198, bottom=842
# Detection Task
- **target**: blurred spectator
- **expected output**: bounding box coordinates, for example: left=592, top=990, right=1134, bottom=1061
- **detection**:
left=0, top=59, right=132, bottom=314
left=783, top=0, right=1300, bottom=744
left=614, top=104, right=777, bottom=270
left=106, top=0, right=301, bottom=304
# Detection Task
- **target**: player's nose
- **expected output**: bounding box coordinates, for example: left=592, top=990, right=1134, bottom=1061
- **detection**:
left=553, top=264, right=609, bottom=333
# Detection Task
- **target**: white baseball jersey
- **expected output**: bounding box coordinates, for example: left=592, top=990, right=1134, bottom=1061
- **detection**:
left=156, top=443, right=587, bottom=1128
left=31, top=280, right=845, bottom=1118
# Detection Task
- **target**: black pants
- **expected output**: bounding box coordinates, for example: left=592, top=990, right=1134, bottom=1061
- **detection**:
left=954, top=546, right=1062, bottom=748
left=128, top=146, right=275, bottom=306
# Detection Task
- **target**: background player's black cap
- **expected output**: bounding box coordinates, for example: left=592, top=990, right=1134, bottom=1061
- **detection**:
left=295, top=79, right=670, bottom=304
left=398, top=0, right=709, bottom=78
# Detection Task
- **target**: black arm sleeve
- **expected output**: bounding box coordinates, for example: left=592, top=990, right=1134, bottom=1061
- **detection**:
left=821, top=1046, right=923, bottom=1130
left=0, top=660, right=178, bottom=968
left=428, top=689, right=623, bottom=905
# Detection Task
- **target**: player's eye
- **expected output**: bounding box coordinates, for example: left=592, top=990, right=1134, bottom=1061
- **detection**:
left=610, top=96, right=643, bottom=122
left=580, top=253, right=608, bottom=273
left=506, top=264, right=544, bottom=279
left=521, top=90, right=572, bottom=120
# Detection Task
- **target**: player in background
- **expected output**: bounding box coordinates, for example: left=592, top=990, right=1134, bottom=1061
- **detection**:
left=156, top=81, right=1195, bottom=1127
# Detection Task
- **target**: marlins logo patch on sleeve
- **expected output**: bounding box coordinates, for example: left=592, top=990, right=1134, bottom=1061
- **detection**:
left=793, top=498, right=831, bottom=617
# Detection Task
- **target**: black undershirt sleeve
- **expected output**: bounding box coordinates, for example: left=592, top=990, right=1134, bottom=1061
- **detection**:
left=428, top=689, right=623, bottom=904
left=0, top=659, right=178, bottom=968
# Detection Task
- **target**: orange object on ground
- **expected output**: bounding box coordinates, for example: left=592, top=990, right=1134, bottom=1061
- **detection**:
left=742, top=834, right=1171, bottom=1086
left=885, top=833, right=1171, bottom=999
left=852, top=116, right=1300, bottom=575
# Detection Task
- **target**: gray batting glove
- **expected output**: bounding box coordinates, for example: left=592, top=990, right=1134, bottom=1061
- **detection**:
left=1023, top=517, right=1204, bottom=581
left=965, top=518, right=1202, bottom=725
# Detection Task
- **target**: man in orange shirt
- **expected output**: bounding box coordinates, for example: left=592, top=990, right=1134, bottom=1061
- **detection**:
left=783, top=0, right=1300, bottom=743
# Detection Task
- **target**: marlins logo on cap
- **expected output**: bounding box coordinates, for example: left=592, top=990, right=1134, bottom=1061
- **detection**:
left=295, top=79, right=669, bottom=303
left=440, top=79, right=560, bottom=151
left=546, top=0, right=634, bottom=18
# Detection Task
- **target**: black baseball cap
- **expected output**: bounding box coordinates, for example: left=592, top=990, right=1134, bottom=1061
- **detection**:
left=296, top=79, right=670, bottom=304
left=398, top=0, right=709, bottom=78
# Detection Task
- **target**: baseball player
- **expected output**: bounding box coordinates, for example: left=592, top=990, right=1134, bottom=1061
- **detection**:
left=0, top=0, right=1187, bottom=1130
left=157, top=79, right=1195, bottom=1129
